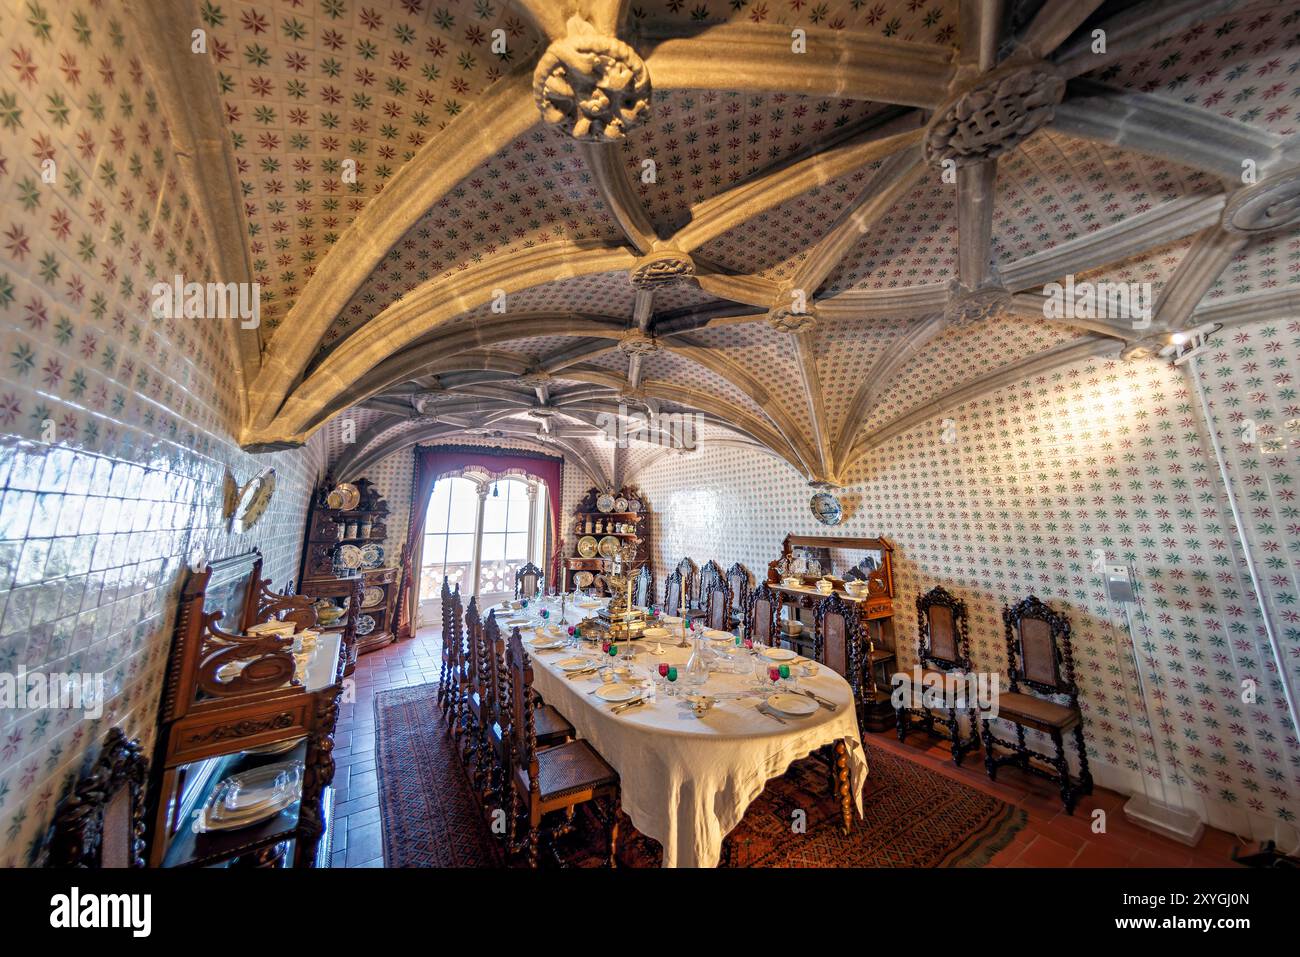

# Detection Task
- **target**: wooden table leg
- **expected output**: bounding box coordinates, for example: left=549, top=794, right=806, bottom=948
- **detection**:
left=834, top=739, right=853, bottom=835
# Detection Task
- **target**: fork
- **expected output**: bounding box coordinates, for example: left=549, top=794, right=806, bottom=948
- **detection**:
left=755, top=702, right=787, bottom=724
left=612, top=697, right=645, bottom=715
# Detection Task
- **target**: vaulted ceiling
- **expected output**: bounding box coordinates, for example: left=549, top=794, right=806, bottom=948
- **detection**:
left=149, top=0, right=1300, bottom=486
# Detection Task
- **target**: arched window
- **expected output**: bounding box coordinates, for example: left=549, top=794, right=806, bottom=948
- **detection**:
left=416, top=473, right=550, bottom=616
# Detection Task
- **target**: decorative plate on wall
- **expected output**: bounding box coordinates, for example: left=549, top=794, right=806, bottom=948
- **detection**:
left=574, top=571, right=594, bottom=588
left=577, top=536, right=599, bottom=559
left=233, top=468, right=277, bottom=534
left=338, top=544, right=364, bottom=569
left=360, top=543, right=383, bottom=568
left=596, top=493, right=616, bottom=513
left=626, top=498, right=641, bottom=513
left=809, top=492, right=843, bottom=526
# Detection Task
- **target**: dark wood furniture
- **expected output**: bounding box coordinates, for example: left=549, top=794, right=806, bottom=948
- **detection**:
left=726, top=562, right=751, bottom=628
left=147, top=551, right=344, bottom=868
left=702, top=576, right=732, bottom=631
left=896, top=586, right=980, bottom=765
left=562, top=486, right=652, bottom=594
left=814, top=593, right=867, bottom=728
left=515, top=561, right=544, bottom=599
left=505, top=626, right=620, bottom=867
left=632, top=564, right=653, bottom=608
left=440, top=579, right=468, bottom=735
left=675, top=557, right=698, bottom=608
left=299, top=478, right=397, bottom=661
left=663, top=569, right=685, bottom=620
left=982, top=595, right=1094, bottom=814
left=743, top=583, right=779, bottom=646
left=767, top=534, right=898, bottom=730
left=47, top=728, right=148, bottom=868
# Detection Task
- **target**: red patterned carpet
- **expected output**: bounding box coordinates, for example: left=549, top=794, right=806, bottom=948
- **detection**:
left=375, top=683, right=1025, bottom=868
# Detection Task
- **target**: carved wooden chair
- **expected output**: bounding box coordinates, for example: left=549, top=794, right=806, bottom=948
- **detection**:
left=698, top=560, right=724, bottom=608
left=726, top=562, right=751, bottom=628
left=895, top=585, right=981, bottom=765
left=982, top=595, right=1093, bottom=814
left=442, top=584, right=468, bottom=734
left=743, top=583, right=779, bottom=646
left=437, top=576, right=457, bottom=712
left=47, top=728, right=148, bottom=868
left=515, top=562, right=544, bottom=600
left=505, top=627, right=621, bottom=867
left=632, top=564, right=653, bottom=609
left=462, top=596, right=492, bottom=790
left=663, top=569, right=685, bottom=619
left=675, top=557, right=697, bottom=608
left=702, top=576, right=732, bottom=632
left=814, top=592, right=867, bottom=725
left=484, top=612, right=573, bottom=816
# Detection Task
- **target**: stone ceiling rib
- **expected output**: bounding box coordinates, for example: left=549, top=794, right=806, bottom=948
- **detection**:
left=640, top=23, right=954, bottom=108
left=224, top=0, right=1300, bottom=483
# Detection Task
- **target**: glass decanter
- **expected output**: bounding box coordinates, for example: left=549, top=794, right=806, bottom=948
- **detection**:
left=683, top=631, right=710, bottom=691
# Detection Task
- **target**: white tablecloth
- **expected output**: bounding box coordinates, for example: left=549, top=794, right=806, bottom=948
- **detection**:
left=496, top=600, right=868, bottom=867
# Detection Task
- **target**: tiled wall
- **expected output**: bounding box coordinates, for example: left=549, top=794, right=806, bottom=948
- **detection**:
left=632, top=323, right=1300, bottom=845
left=0, top=1, right=323, bottom=864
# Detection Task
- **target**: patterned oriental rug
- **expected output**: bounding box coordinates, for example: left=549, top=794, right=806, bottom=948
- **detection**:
left=375, top=683, right=1025, bottom=868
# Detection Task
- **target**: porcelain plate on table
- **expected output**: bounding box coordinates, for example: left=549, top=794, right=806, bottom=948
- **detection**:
left=704, top=629, right=734, bottom=642
left=595, top=683, right=639, bottom=703
left=555, top=657, right=590, bottom=671
left=767, top=693, right=818, bottom=717
left=761, top=647, right=797, bottom=661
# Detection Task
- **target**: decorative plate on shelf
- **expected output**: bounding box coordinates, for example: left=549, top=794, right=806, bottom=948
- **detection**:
left=614, top=496, right=628, bottom=512
left=361, top=585, right=385, bottom=609
left=596, top=493, right=616, bottom=513
left=809, top=491, right=843, bottom=526
left=577, top=536, right=598, bottom=559
left=597, top=536, right=620, bottom=559
left=333, top=483, right=361, bottom=511
left=360, top=543, right=383, bottom=568
left=356, top=614, right=376, bottom=637
left=574, top=571, right=594, bottom=588
left=338, top=544, right=364, bottom=569
left=626, top=497, right=641, bottom=513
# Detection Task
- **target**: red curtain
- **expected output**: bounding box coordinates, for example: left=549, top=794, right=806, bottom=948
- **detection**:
left=394, top=445, right=564, bottom=639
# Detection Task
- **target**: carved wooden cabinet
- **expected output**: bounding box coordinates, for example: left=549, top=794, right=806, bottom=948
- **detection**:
left=562, top=486, right=652, bottom=595
left=147, top=551, right=345, bottom=868
left=300, top=477, right=397, bottom=660
left=767, top=534, right=899, bottom=731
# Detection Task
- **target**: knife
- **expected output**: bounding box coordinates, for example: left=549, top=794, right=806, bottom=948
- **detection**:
left=795, top=688, right=837, bottom=711
left=612, top=697, right=645, bottom=714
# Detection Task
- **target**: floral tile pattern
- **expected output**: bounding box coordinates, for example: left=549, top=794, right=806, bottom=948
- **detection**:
left=0, top=0, right=324, bottom=864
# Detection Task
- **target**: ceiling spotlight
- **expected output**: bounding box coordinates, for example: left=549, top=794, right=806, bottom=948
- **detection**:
left=1169, top=331, right=1189, bottom=346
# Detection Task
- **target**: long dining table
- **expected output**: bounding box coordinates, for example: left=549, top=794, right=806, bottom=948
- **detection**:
left=491, top=597, right=868, bottom=868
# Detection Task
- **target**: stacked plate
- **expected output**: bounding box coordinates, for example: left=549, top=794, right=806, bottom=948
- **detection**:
left=197, top=761, right=303, bottom=832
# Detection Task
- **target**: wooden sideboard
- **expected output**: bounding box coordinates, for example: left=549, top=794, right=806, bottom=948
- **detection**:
left=147, top=550, right=346, bottom=868
left=767, top=534, right=898, bottom=731
left=562, top=486, right=652, bottom=595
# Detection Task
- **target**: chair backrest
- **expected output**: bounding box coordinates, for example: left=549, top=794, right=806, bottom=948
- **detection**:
left=440, top=576, right=454, bottom=669
left=664, top=569, right=684, bottom=617
left=1004, top=595, right=1075, bottom=698
left=698, top=560, right=724, bottom=609
left=463, top=592, right=482, bottom=698
left=744, top=583, right=777, bottom=645
left=704, top=578, right=731, bottom=631
left=814, top=592, right=862, bottom=691
left=484, top=612, right=508, bottom=732
left=916, top=585, right=969, bottom=671
left=726, top=563, right=751, bottom=616
left=633, top=564, right=652, bottom=608
left=47, top=728, right=148, bottom=868
left=449, top=586, right=466, bottom=677
left=675, top=557, right=697, bottom=606
left=506, top=624, right=539, bottom=791
left=515, top=562, right=544, bottom=599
